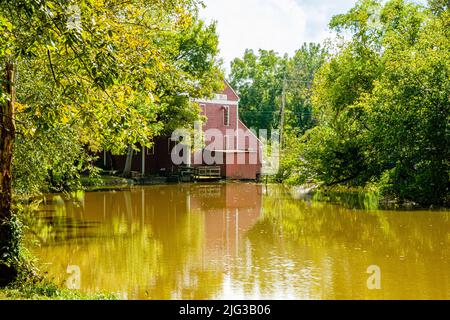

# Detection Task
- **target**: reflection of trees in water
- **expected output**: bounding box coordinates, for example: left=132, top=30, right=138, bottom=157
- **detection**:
left=257, top=186, right=450, bottom=256
left=29, top=187, right=224, bottom=300
left=26, top=192, right=93, bottom=245
left=231, top=185, right=450, bottom=299
left=311, top=190, right=381, bottom=210
left=28, top=184, right=450, bottom=299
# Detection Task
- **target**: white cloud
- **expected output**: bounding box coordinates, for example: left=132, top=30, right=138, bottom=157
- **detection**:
left=200, top=0, right=358, bottom=73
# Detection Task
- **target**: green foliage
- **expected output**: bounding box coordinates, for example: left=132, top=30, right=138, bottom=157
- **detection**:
left=0, top=0, right=223, bottom=197
left=1, top=279, right=117, bottom=300
left=284, top=43, right=326, bottom=135
left=229, top=44, right=325, bottom=135
left=229, top=45, right=326, bottom=185
left=13, top=126, right=97, bottom=196
left=0, top=213, right=23, bottom=269
left=290, top=0, right=450, bottom=206
left=230, top=49, right=286, bottom=133
left=0, top=204, right=39, bottom=286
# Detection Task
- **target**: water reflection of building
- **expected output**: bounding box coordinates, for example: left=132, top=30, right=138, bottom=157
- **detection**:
left=189, top=184, right=263, bottom=261
left=34, top=183, right=263, bottom=299
left=34, top=184, right=450, bottom=299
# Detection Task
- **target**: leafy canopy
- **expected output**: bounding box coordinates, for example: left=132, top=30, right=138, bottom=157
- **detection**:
left=0, top=0, right=223, bottom=195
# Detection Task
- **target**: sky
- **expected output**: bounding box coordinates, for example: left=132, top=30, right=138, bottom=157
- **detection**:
left=200, top=0, right=427, bottom=74
left=200, top=0, right=359, bottom=73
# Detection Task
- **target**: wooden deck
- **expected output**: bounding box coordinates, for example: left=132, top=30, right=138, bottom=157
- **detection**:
left=195, top=166, right=221, bottom=179
left=179, top=166, right=222, bottom=181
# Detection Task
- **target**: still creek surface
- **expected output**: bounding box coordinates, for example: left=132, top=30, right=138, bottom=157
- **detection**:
left=28, top=183, right=449, bottom=299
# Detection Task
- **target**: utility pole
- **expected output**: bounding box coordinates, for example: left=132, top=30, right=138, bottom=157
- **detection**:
left=279, top=73, right=287, bottom=149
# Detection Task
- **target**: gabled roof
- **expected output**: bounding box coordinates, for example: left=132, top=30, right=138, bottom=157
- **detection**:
left=223, top=79, right=240, bottom=102
left=193, top=79, right=240, bottom=105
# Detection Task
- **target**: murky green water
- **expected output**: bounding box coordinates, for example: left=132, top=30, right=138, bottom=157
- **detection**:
left=28, top=183, right=450, bottom=299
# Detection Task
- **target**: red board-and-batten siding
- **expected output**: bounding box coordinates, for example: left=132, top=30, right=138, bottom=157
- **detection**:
left=100, top=81, right=263, bottom=180
left=193, top=80, right=263, bottom=180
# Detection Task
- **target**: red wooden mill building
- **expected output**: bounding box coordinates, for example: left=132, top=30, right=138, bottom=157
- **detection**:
left=100, top=81, right=263, bottom=180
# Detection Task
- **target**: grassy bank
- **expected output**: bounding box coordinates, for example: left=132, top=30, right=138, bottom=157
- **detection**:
left=80, top=175, right=134, bottom=191
left=80, top=174, right=171, bottom=191
left=0, top=180, right=123, bottom=301
left=286, top=183, right=441, bottom=210
left=0, top=280, right=117, bottom=300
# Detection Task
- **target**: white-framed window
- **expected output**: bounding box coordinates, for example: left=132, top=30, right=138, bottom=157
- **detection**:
left=216, top=94, right=228, bottom=101
left=224, top=135, right=233, bottom=150
left=223, top=106, right=230, bottom=126
left=199, top=104, right=206, bottom=116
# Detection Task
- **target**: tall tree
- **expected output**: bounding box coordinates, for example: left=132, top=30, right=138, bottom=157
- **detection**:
left=285, top=43, right=326, bottom=136
left=229, top=45, right=325, bottom=135
left=0, top=61, right=16, bottom=284
left=229, top=45, right=325, bottom=182
left=295, top=0, right=449, bottom=205
left=0, top=0, right=222, bottom=284
left=230, top=49, right=286, bottom=134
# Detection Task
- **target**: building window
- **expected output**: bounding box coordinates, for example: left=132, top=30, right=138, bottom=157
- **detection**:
left=224, top=135, right=233, bottom=150
left=216, top=94, right=228, bottom=101
left=223, top=106, right=230, bottom=126
left=146, top=145, right=155, bottom=156
left=168, top=138, right=173, bottom=154
left=200, top=104, right=206, bottom=116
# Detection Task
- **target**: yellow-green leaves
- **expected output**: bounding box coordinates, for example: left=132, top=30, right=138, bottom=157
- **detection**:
left=292, top=0, right=449, bottom=205
left=2, top=0, right=222, bottom=195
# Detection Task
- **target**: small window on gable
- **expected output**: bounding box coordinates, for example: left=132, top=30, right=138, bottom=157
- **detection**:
left=216, top=94, right=228, bottom=101
left=223, top=106, right=230, bottom=126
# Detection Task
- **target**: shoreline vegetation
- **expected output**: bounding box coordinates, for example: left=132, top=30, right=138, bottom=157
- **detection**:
left=0, top=281, right=117, bottom=300
left=230, top=1, right=449, bottom=208
left=48, top=173, right=450, bottom=210
left=1, top=177, right=448, bottom=300
left=1, top=0, right=448, bottom=300
left=82, top=174, right=449, bottom=210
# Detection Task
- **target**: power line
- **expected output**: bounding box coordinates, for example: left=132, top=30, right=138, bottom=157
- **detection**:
left=280, top=74, right=287, bottom=148
left=284, top=79, right=313, bottom=84
left=239, top=111, right=315, bottom=115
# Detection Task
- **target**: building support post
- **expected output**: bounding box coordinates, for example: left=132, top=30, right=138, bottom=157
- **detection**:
left=141, top=146, right=145, bottom=176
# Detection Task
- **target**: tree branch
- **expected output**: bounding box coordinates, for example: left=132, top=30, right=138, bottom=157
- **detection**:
left=47, top=49, right=58, bottom=85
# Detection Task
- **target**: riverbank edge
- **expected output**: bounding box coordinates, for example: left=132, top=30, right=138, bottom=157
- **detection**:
left=0, top=281, right=117, bottom=300
left=285, top=182, right=450, bottom=210
left=2, top=175, right=232, bottom=300
left=81, top=174, right=258, bottom=191
left=2, top=178, right=445, bottom=300
left=84, top=176, right=448, bottom=209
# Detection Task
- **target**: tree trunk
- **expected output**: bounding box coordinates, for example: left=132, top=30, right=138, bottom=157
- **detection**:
left=0, top=62, right=17, bottom=285
left=122, top=145, right=133, bottom=178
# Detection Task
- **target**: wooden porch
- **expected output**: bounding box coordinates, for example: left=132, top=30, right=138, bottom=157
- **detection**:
left=179, top=166, right=222, bottom=182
